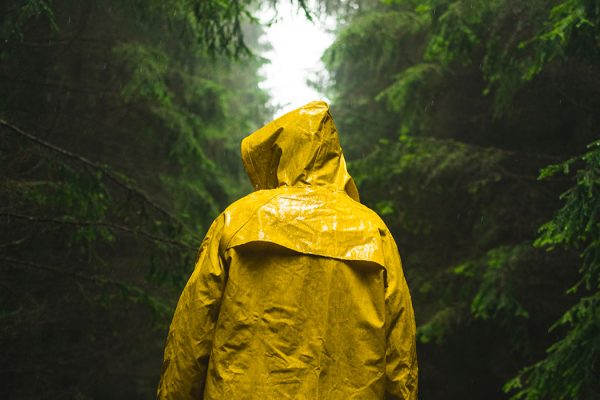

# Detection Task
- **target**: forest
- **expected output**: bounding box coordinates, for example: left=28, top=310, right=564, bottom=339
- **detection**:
left=0, top=0, right=599, bottom=399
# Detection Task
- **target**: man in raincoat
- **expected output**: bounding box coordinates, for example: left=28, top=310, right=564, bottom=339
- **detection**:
left=157, top=101, right=418, bottom=399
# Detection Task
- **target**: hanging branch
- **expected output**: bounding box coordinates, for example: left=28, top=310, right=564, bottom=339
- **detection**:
left=0, top=213, right=197, bottom=250
left=0, top=119, right=191, bottom=233
left=1, top=256, right=111, bottom=285
left=1, top=256, right=171, bottom=314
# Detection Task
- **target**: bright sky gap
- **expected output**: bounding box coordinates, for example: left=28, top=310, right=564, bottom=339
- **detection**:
left=258, top=3, right=336, bottom=118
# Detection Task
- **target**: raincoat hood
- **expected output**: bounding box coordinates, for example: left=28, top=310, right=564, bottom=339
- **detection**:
left=241, top=101, right=360, bottom=201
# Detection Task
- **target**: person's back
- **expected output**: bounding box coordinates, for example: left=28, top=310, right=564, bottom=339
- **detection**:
left=157, top=101, right=418, bottom=399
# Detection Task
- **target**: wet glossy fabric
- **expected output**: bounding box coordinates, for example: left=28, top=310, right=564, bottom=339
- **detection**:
left=157, top=101, right=418, bottom=399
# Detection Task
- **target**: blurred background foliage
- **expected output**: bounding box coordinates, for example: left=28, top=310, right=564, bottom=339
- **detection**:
left=0, top=0, right=599, bottom=399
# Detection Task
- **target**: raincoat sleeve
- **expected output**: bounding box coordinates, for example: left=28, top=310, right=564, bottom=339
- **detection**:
left=157, top=216, right=227, bottom=400
left=384, top=234, right=418, bottom=400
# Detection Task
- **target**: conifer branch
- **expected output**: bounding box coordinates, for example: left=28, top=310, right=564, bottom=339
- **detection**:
left=0, top=213, right=197, bottom=250
left=1, top=256, right=111, bottom=285
left=1, top=256, right=171, bottom=314
left=0, top=119, right=191, bottom=233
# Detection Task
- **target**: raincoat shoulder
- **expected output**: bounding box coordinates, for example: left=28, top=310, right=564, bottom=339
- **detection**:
left=220, top=187, right=390, bottom=268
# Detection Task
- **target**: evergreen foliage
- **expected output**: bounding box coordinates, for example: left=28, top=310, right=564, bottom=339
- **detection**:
left=323, top=0, right=600, bottom=398
left=505, top=141, right=600, bottom=399
left=0, top=0, right=273, bottom=397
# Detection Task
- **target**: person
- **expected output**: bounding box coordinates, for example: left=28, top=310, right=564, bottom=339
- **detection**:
left=156, top=100, right=418, bottom=399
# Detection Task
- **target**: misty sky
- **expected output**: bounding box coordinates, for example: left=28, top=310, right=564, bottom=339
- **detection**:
left=258, top=4, right=335, bottom=117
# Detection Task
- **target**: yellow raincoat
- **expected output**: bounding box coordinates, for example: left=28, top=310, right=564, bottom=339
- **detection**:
left=157, top=101, right=418, bottom=399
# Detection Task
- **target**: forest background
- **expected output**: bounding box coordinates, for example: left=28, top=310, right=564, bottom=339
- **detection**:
left=1, top=0, right=599, bottom=399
